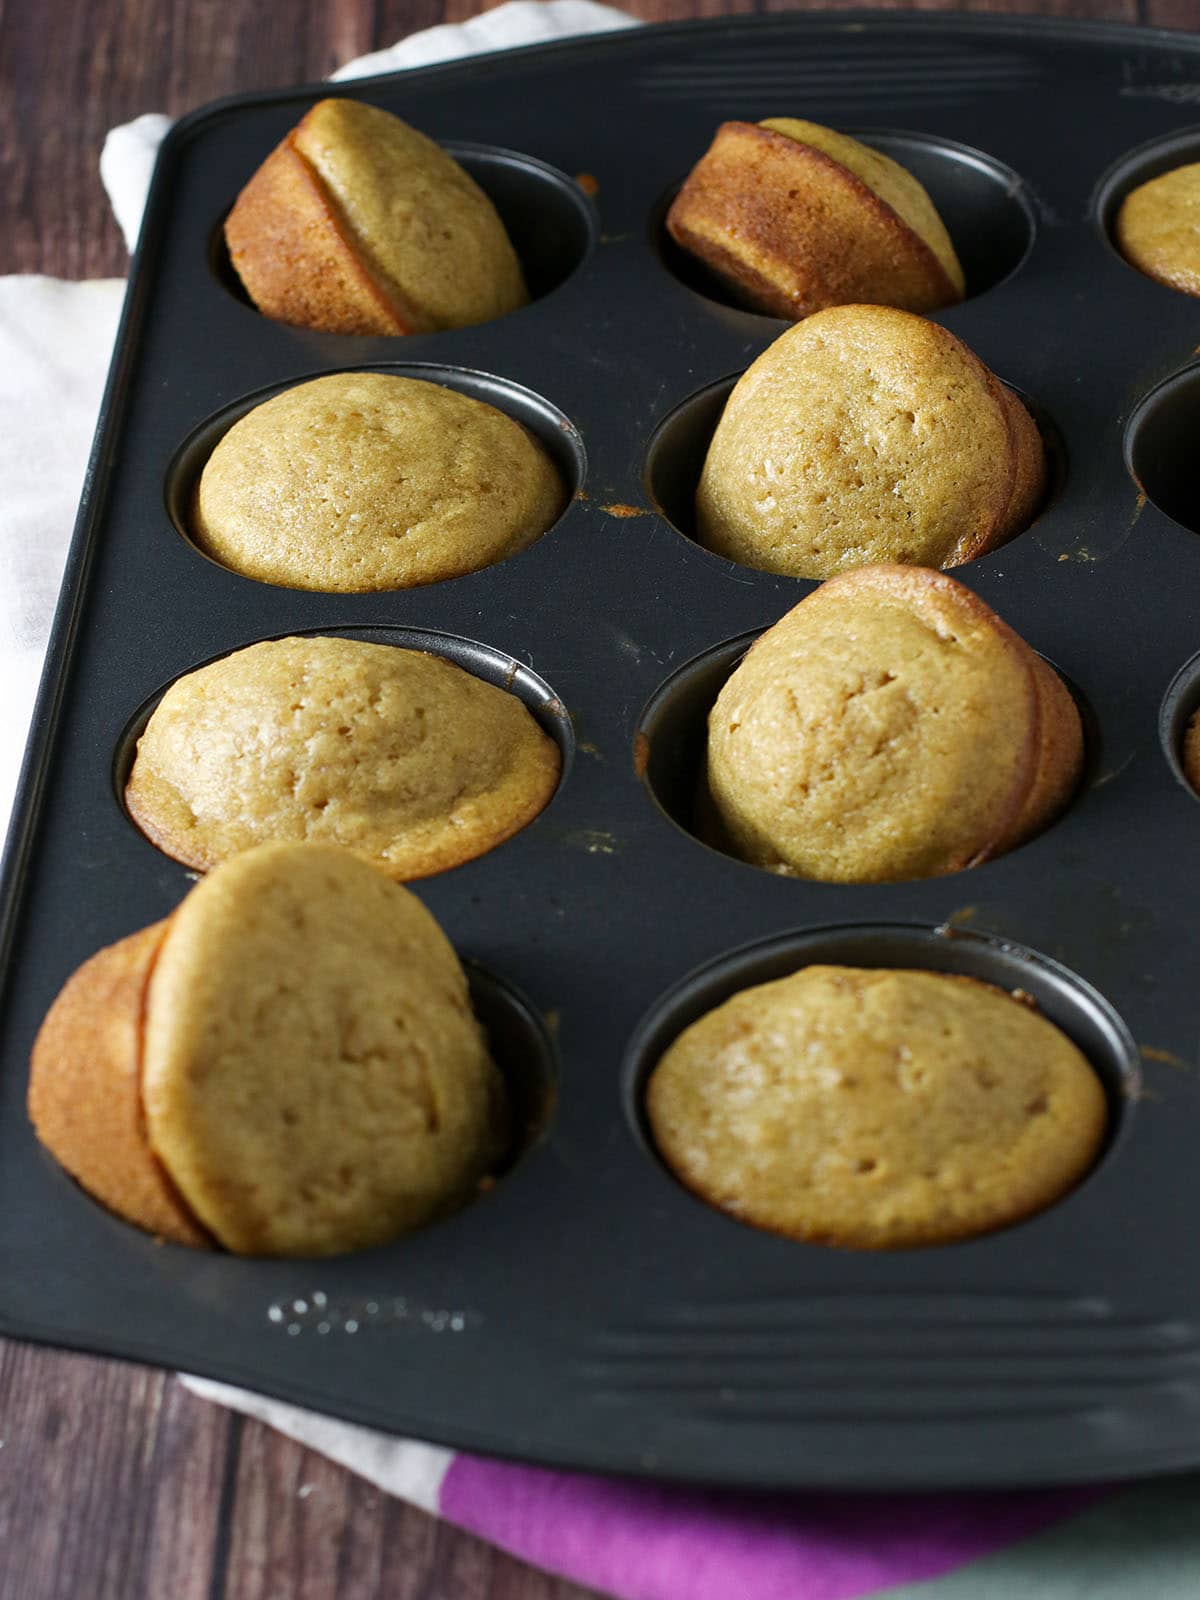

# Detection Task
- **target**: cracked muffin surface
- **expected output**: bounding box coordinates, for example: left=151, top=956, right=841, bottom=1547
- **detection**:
left=646, top=965, right=1107, bottom=1249
left=126, top=635, right=560, bottom=879
left=705, top=565, right=1081, bottom=882
left=193, top=371, right=565, bottom=592
left=695, top=304, right=1044, bottom=579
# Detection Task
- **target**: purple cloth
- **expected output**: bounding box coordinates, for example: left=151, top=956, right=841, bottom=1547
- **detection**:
left=440, top=1457, right=1105, bottom=1600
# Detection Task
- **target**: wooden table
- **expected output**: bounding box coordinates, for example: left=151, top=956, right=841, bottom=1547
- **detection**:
left=0, top=0, right=1194, bottom=1594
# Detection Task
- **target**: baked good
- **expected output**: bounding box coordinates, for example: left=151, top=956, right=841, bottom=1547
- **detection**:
left=665, top=119, right=964, bottom=320
left=28, top=922, right=210, bottom=1248
left=125, top=636, right=560, bottom=879
left=28, top=844, right=505, bottom=1256
left=706, top=564, right=1082, bottom=882
left=696, top=304, right=1045, bottom=579
left=225, top=97, right=528, bottom=334
left=193, top=372, right=565, bottom=592
left=1114, top=163, right=1200, bottom=297
left=1183, top=710, right=1200, bottom=795
left=646, top=965, right=1107, bottom=1249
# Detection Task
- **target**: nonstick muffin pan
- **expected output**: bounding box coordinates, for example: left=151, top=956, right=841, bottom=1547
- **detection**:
left=5, top=12, right=1200, bottom=1490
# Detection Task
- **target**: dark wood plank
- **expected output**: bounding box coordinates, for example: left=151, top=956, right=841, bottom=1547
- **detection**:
left=0, top=1344, right=231, bottom=1600
left=756, top=0, right=1139, bottom=16
left=223, top=1419, right=604, bottom=1600
left=1145, top=1, right=1200, bottom=28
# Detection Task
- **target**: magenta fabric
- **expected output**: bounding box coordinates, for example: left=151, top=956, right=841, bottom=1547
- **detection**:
left=439, top=1457, right=1105, bottom=1600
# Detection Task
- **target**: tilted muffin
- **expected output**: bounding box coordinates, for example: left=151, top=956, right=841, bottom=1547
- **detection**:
left=28, top=844, right=506, bottom=1257
left=706, top=565, right=1082, bottom=883
left=646, top=965, right=1107, bottom=1249
left=193, top=372, right=565, bottom=592
left=666, top=119, right=964, bottom=320
left=1114, top=164, right=1200, bottom=297
left=225, top=98, right=528, bottom=334
left=696, top=305, right=1045, bottom=579
left=28, top=922, right=210, bottom=1248
left=125, top=636, right=560, bottom=879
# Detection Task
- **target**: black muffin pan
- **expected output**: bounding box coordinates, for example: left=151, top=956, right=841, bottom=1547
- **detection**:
left=5, top=12, right=1200, bottom=1491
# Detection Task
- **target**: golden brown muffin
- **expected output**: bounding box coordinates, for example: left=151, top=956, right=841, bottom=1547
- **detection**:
left=646, top=966, right=1108, bottom=1249
left=696, top=305, right=1045, bottom=579
left=193, top=372, right=565, bottom=593
left=29, top=845, right=506, bottom=1257
left=28, top=922, right=211, bottom=1247
left=1115, top=164, right=1200, bottom=297
left=706, top=565, right=1082, bottom=883
left=225, top=98, right=528, bottom=334
left=125, top=637, right=560, bottom=879
left=666, top=119, right=964, bottom=320
left=1182, top=709, right=1200, bottom=793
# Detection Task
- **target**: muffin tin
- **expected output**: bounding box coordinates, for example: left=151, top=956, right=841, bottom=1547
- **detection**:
left=4, top=12, right=1200, bottom=1490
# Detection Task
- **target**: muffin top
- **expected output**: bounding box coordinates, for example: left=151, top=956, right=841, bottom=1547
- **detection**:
left=646, top=965, right=1108, bottom=1249
left=141, top=844, right=503, bottom=1256
left=225, top=98, right=528, bottom=335
left=695, top=304, right=1044, bottom=579
left=125, top=636, right=560, bottom=879
left=666, top=118, right=963, bottom=322
left=1115, top=163, right=1200, bottom=297
left=193, top=372, right=565, bottom=592
left=706, top=565, right=1081, bottom=882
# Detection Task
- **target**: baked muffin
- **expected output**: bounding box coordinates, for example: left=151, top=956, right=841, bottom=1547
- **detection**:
left=125, top=636, right=560, bottom=879
left=193, top=372, right=565, bottom=592
left=706, top=565, right=1082, bottom=882
left=646, top=965, right=1107, bottom=1249
left=225, top=98, right=528, bottom=334
left=666, top=119, right=964, bottom=320
left=1115, top=164, right=1200, bottom=297
left=27, top=922, right=210, bottom=1248
left=696, top=305, right=1045, bottom=579
left=1182, top=709, right=1200, bottom=794
left=29, top=844, right=506, bottom=1256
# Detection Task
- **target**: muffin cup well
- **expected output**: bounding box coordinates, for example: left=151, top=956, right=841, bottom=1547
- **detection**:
left=635, top=628, right=1094, bottom=879
left=114, top=623, right=575, bottom=859
left=1124, top=361, right=1200, bottom=537
left=643, top=373, right=1063, bottom=568
left=210, top=141, right=599, bottom=324
left=1159, top=647, right=1200, bottom=804
left=623, top=923, right=1140, bottom=1199
left=651, top=128, right=1035, bottom=317
left=165, top=363, right=587, bottom=586
left=1095, top=127, right=1200, bottom=289
left=465, top=959, right=559, bottom=1175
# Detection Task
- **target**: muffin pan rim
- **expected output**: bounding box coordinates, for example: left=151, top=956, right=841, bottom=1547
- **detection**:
left=6, top=12, right=1200, bottom=1493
